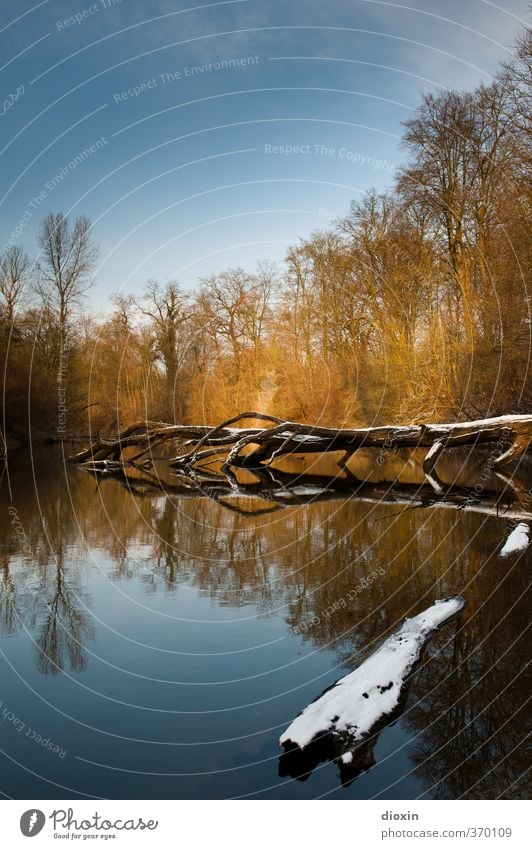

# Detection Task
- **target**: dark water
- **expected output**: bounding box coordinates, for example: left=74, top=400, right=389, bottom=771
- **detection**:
left=0, top=447, right=530, bottom=800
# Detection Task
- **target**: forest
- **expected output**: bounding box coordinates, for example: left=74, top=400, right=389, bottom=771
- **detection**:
left=1, top=27, right=530, bottom=443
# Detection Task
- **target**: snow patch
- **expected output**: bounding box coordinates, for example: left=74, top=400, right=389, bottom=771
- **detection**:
left=500, top=523, right=530, bottom=557
left=278, top=431, right=324, bottom=443
left=280, top=597, right=465, bottom=751
left=288, top=486, right=327, bottom=496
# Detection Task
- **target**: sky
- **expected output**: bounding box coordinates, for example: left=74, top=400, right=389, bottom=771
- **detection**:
left=0, top=0, right=529, bottom=310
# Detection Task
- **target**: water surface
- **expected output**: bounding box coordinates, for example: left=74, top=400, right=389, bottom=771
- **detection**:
left=0, top=447, right=530, bottom=799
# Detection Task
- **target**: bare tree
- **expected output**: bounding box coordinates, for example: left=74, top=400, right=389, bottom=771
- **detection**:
left=500, top=26, right=532, bottom=142
left=398, top=90, right=477, bottom=338
left=198, top=267, right=274, bottom=365
left=0, top=245, right=30, bottom=326
left=138, top=280, right=191, bottom=421
left=110, top=292, right=136, bottom=336
left=398, top=84, right=514, bottom=346
left=36, top=213, right=98, bottom=376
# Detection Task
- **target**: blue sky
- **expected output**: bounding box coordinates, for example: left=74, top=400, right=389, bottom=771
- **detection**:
left=0, top=0, right=529, bottom=309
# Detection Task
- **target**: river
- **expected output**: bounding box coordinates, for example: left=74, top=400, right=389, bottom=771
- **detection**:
left=0, top=446, right=529, bottom=799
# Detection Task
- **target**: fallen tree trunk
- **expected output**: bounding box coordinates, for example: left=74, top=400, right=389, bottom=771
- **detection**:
left=70, top=411, right=532, bottom=471
left=69, top=420, right=265, bottom=464
left=210, top=412, right=532, bottom=471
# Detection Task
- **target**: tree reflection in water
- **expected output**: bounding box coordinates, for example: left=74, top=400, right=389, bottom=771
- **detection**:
left=34, top=552, right=94, bottom=675
left=0, top=446, right=529, bottom=797
left=0, top=559, right=17, bottom=636
left=0, top=452, right=94, bottom=674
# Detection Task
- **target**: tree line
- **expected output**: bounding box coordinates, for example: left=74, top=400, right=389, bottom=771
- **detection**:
left=1, top=28, right=530, bottom=441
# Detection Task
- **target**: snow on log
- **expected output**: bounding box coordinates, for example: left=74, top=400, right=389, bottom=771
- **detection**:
left=500, top=523, right=530, bottom=557
left=279, top=597, right=465, bottom=753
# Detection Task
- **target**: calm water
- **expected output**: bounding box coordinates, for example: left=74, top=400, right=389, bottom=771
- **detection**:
left=0, top=447, right=530, bottom=800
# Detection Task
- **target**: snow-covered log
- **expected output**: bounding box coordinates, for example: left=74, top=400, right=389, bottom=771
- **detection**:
left=500, top=523, right=530, bottom=557
left=279, top=598, right=465, bottom=768
left=70, top=411, right=532, bottom=470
